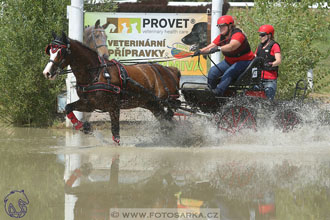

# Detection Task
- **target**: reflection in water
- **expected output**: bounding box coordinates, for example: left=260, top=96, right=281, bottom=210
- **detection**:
left=0, top=125, right=330, bottom=220
left=62, top=149, right=330, bottom=220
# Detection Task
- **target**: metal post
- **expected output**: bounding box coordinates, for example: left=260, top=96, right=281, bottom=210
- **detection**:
left=210, top=0, right=223, bottom=65
left=66, top=0, right=84, bottom=126
left=307, top=69, right=313, bottom=91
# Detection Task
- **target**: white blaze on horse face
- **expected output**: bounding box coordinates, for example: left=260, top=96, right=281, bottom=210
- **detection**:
left=43, top=49, right=60, bottom=80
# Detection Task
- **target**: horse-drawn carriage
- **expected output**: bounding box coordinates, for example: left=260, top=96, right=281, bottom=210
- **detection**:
left=43, top=31, right=308, bottom=144
left=175, top=56, right=305, bottom=134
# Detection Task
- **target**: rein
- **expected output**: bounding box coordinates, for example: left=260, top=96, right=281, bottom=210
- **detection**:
left=118, top=55, right=194, bottom=64
left=56, top=65, right=102, bottom=76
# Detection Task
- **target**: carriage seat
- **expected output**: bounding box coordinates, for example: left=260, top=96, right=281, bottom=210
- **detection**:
left=232, top=57, right=264, bottom=86
left=181, top=82, right=209, bottom=90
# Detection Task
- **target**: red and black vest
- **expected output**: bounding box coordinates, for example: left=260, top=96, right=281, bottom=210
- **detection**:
left=220, top=28, right=251, bottom=58
left=256, top=40, right=280, bottom=72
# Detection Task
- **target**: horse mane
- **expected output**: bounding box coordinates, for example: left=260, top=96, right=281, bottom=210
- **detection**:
left=70, top=38, right=99, bottom=58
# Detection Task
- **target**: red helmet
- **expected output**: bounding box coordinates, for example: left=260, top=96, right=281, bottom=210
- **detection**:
left=258, top=25, right=275, bottom=36
left=217, top=15, right=234, bottom=26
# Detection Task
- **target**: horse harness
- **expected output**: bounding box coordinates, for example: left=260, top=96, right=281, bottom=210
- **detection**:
left=76, top=57, right=177, bottom=105
left=76, top=57, right=128, bottom=95
left=47, top=38, right=176, bottom=104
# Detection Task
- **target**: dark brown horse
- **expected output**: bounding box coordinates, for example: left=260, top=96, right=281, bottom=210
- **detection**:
left=43, top=32, right=181, bottom=144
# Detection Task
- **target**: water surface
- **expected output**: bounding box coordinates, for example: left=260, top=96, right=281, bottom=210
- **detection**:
left=0, top=121, right=329, bottom=220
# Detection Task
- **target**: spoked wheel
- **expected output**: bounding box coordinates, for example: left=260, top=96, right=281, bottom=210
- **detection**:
left=173, top=112, right=192, bottom=122
left=275, top=109, right=301, bottom=132
left=215, top=105, right=257, bottom=134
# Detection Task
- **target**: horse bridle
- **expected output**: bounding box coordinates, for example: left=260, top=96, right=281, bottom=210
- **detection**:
left=45, top=39, right=72, bottom=76
left=90, top=26, right=108, bottom=51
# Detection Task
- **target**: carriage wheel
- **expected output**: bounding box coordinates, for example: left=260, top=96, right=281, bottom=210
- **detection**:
left=275, top=109, right=301, bottom=132
left=173, top=112, right=191, bottom=121
left=215, top=105, right=257, bottom=134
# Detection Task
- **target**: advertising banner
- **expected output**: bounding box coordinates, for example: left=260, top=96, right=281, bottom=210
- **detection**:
left=85, top=12, right=208, bottom=75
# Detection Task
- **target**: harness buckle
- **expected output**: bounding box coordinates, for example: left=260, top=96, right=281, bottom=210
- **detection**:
left=104, top=72, right=111, bottom=79
left=114, top=87, right=121, bottom=94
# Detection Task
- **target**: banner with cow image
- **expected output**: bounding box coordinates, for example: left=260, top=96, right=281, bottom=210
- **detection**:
left=85, top=12, right=208, bottom=75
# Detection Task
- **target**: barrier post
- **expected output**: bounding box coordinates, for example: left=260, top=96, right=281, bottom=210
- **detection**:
left=66, top=0, right=84, bottom=127
left=210, top=0, right=223, bottom=66
left=307, top=69, right=313, bottom=91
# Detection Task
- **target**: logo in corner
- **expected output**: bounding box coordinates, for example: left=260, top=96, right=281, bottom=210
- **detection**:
left=4, top=190, right=29, bottom=218
left=107, top=18, right=141, bottom=34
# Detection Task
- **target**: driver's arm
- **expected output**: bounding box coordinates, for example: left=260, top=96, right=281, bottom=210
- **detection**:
left=220, top=39, right=241, bottom=52
left=272, top=53, right=282, bottom=67
left=199, top=42, right=218, bottom=54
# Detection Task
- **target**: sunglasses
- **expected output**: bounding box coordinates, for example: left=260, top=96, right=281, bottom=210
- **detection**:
left=259, top=33, right=267, bottom=37
left=217, top=24, right=227, bottom=28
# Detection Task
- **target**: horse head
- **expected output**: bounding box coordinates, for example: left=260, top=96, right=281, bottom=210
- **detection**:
left=83, top=19, right=109, bottom=58
left=43, top=32, right=71, bottom=80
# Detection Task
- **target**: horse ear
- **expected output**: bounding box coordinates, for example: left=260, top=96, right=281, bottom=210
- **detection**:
left=95, top=19, right=100, bottom=28
left=52, top=31, right=57, bottom=39
left=102, top=21, right=110, bottom=30
left=62, top=31, right=68, bottom=44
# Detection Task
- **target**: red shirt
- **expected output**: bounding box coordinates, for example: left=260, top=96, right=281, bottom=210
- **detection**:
left=255, top=43, right=281, bottom=80
left=213, top=32, right=255, bottom=65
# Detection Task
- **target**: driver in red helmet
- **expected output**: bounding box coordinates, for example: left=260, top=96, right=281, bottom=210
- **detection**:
left=255, top=24, right=281, bottom=100
left=196, top=15, right=255, bottom=96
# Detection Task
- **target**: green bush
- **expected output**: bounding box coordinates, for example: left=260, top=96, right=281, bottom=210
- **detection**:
left=84, top=0, right=117, bottom=12
left=0, top=0, right=70, bottom=126
left=0, top=0, right=117, bottom=126
left=234, top=0, right=329, bottom=99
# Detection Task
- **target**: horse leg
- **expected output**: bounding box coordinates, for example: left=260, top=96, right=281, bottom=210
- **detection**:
left=145, top=101, right=173, bottom=131
left=65, top=99, right=93, bottom=134
left=165, top=108, right=174, bottom=121
left=108, top=106, right=120, bottom=145
left=145, top=101, right=167, bottom=121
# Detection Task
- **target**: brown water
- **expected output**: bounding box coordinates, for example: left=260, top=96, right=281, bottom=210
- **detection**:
left=0, top=120, right=330, bottom=220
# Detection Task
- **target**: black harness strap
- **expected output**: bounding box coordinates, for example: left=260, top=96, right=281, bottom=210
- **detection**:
left=76, top=59, right=176, bottom=109
left=154, top=64, right=180, bottom=93
left=148, top=64, right=170, bottom=98
left=77, top=57, right=120, bottom=95
left=124, top=76, right=164, bottom=104
left=110, top=59, right=128, bottom=89
left=77, top=82, right=121, bottom=94
left=99, top=56, right=111, bottom=84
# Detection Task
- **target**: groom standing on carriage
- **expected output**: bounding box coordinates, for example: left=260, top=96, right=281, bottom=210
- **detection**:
left=194, top=15, right=255, bottom=97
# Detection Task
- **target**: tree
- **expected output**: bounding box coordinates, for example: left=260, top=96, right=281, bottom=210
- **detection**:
left=0, top=0, right=70, bottom=126
left=0, top=0, right=117, bottom=126
left=84, top=0, right=117, bottom=12
left=234, top=0, right=329, bottom=98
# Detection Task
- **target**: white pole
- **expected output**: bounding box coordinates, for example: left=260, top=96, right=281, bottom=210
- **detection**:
left=64, top=132, right=82, bottom=220
left=307, top=69, right=313, bottom=91
left=66, top=0, right=84, bottom=126
left=210, top=0, right=223, bottom=65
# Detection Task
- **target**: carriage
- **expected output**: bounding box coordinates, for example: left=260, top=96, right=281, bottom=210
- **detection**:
left=172, top=56, right=306, bottom=134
